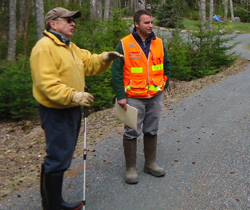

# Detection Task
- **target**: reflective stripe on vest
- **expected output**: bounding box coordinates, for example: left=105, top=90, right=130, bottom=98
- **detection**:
left=152, top=64, right=163, bottom=71
left=131, top=67, right=143, bottom=73
left=121, top=34, right=167, bottom=98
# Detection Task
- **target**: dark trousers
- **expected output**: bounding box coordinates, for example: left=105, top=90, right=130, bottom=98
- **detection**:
left=39, top=104, right=82, bottom=175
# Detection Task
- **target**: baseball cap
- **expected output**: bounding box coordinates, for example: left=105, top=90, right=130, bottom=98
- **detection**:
left=45, top=7, right=81, bottom=25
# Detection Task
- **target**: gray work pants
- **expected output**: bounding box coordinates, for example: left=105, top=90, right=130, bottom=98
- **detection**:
left=123, top=93, right=163, bottom=140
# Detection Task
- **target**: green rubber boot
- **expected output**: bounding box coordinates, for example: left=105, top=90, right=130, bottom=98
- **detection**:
left=143, top=135, right=165, bottom=177
left=123, top=139, right=139, bottom=184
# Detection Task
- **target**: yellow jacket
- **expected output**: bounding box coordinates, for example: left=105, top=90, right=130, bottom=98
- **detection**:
left=30, top=30, right=110, bottom=109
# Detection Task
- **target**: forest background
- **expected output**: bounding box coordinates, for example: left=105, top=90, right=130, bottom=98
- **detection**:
left=1, top=0, right=250, bottom=120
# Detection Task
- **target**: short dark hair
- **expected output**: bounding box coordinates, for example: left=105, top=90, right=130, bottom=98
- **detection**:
left=134, top=10, right=152, bottom=25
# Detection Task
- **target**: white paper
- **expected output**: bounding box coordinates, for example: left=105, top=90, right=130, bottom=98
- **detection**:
left=115, top=99, right=138, bottom=130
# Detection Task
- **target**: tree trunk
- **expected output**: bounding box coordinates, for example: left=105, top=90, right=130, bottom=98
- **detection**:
left=208, top=0, right=214, bottom=50
left=224, top=0, right=228, bottom=21
left=35, top=0, right=44, bottom=40
left=90, top=0, right=96, bottom=20
left=96, top=0, right=102, bottom=20
left=199, top=0, right=206, bottom=26
left=230, top=0, right=234, bottom=20
left=137, top=0, right=145, bottom=10
left=145, top=0, right=151, bottom=12
left=209, top=0, right=214, bottom=32
left=23, top=0, right=32, bottom=57
left=104, top=0, right=111, bottom=21
left=8, top=0, right=16, bottom=61
left=18, top=0, right=25, bottom=36
left=130, top=0, right=135, bottom=13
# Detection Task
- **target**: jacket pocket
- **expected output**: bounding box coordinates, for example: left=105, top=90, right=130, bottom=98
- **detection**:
left=151, top=76, right=166, bottom=86
left=125, top=80, right=148, bottom=98
left=130, top=80, right=147, bottom=88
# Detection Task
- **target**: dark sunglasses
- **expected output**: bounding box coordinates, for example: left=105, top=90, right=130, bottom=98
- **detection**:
left=53, top=17, right=76, bottom=24
left=65, top=17, right=75, bottom=23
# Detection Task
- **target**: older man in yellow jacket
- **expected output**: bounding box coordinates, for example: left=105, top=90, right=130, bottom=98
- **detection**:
left=30, top=7, right=123, bottom=210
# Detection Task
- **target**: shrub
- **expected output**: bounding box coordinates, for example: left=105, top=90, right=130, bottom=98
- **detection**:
left=166, top=23, right=238, bottom=81
left=0, top=55, right=38, bottom=121
left=155, top=3, right=184, bottom=28
left=165, top=30, right=193, bottom=80
left=85, top=69, right=115, bottom=111
left=188, top=11, right=200, bottom=21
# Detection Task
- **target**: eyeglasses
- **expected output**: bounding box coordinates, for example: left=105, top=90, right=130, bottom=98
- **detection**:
left=65, top=17, right=75, bottom=24
left=53, top=17, right=75, bottom=24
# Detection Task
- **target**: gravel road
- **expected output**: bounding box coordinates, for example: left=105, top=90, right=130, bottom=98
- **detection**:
left=1, top=34, right=250, bottom=210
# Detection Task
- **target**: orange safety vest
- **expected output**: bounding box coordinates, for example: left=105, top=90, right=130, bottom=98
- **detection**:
left=121, top=34, right=168, bottom=98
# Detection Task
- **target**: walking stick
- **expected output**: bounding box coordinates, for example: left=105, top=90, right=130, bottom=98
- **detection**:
left=82, top=86, right=89, bottom=210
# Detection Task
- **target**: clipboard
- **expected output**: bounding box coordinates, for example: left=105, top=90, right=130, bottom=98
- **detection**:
left=115, top=99, right=138, bottom=130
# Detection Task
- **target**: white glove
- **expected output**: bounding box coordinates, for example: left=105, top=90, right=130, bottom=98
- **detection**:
left=72, top=91, right=94, bottom=107
left=102, top=51, right=123, bottom=62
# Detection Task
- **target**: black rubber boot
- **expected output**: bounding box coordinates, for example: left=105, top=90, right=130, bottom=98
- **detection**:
left=41, top=164, right=83, bottom=210
left=123, top=138, right=139, bottom=184
left=40, top=164, right=46, bottom=209
left=43, top=173, right=62, bottom=210
left=143, top=135, right=165, bottom=177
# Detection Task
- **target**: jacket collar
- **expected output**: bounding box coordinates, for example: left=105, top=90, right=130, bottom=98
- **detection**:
left=131, top=27, right=156, bottom=44
left=49, top=30, right=70, bottom=45
left=43, top=30, right=69, bottom=46
left=131, top=27, right=156, bottom=59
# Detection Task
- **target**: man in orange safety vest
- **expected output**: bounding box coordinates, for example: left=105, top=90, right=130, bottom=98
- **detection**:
left=112, top=10, right=171, bottom=184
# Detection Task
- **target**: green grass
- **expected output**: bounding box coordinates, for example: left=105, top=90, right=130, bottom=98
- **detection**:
left=182, top=19, right=200, bottom=31
left=225, top=21, right=250, bottom=33
left=182, top=19, right=250, bottom=33
left=245, top=44, right=250, bottom=50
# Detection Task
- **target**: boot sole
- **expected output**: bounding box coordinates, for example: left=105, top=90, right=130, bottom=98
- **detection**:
left=125, top=177, right=139, bottom=184
left=74, top=203, right=84, bottom=210
left=74, top=204, right=83, bottom=210
left=62, top=202, right=83, bottom=210
left=125, top=180, right=139, bottom=184
left=144, top=167, right=165, bottom=177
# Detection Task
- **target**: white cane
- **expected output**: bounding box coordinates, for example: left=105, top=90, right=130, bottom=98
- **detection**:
left=82, top=86, right=89, bottom=210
